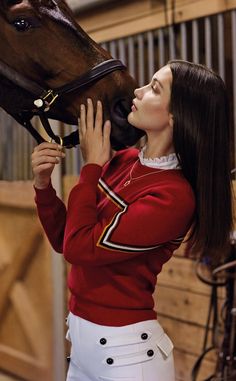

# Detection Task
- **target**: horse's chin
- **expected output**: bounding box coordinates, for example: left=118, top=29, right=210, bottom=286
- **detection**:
left=110, top=122, right=143, bottom=150
left=110, top=98, right=144, bottom=150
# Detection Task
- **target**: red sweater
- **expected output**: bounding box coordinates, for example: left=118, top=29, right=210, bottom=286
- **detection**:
left=34, top=148, right=195, bottom=326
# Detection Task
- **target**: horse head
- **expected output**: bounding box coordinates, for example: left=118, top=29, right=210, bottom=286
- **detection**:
left=0, top=0, right=144, bottom=149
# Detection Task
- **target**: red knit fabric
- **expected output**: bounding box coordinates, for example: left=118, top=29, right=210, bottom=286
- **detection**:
left=34, top=148, right=195, bottom=326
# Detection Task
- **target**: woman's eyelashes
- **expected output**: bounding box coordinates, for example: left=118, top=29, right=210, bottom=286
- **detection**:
left=151, top=84, right=160, bottom=93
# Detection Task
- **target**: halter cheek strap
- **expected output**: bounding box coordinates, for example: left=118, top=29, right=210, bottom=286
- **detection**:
left=0, top=58, right=127, bottom=147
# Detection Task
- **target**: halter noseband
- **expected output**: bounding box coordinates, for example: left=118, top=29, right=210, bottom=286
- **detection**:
left=0, top=58, right=127, bottom=147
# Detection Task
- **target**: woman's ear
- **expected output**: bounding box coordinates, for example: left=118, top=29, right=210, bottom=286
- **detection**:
left=169, top=113, right=174, bottom=128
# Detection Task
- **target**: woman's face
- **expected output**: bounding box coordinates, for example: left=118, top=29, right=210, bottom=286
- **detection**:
left=128, top=65, right=173, bottom=134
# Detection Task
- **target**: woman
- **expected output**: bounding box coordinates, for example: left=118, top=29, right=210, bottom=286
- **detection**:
left=31, top=60, right=233, bottom=381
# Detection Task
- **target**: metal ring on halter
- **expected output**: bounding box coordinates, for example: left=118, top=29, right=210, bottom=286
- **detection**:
left=195, top=258, right=226, bottom=287
left=212, top=259, right=236, bottom=276
left=49, top=136, right=63, bottom=146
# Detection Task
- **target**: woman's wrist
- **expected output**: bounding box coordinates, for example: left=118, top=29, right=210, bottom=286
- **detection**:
left=34, top=177, right=51, bottom=189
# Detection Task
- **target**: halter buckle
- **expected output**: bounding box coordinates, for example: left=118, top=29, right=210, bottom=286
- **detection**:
left=34, top=89, right=59, bottom=111
left=42, top=89, right=59, bottom=110
left=49, top=136, right=63, bottom=146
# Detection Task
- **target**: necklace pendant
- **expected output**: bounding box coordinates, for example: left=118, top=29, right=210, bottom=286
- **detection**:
left=124, top=180, right=131, bottom=187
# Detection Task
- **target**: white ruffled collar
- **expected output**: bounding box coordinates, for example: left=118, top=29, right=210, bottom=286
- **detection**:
left=138, top=146, right=180, bottom=169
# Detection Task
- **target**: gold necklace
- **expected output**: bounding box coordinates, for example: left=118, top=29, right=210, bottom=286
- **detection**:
left=123, top=159, right=167, bottom=187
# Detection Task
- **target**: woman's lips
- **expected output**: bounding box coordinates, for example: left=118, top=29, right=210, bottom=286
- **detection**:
left=131, top=101, right=137, bottom=112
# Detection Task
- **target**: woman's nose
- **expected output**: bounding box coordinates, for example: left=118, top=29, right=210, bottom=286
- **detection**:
left=134, top=87, right=142, bottom=99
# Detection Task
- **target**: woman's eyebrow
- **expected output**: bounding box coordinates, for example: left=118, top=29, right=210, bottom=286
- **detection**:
left=152, top=77, right=164, bottom=89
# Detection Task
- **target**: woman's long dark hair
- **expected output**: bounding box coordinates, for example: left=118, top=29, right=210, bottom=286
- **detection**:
left=169, top=60, right=233, bottom=265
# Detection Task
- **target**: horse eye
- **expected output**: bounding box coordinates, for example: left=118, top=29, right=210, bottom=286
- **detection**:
left=12, top=18, right=32, bottom=32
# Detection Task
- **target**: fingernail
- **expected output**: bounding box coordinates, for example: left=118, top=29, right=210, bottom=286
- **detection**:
left=104, top=120, right=111, bottom=128
left=87, top=98, right=91, bottom=104
left=80, top=104, right=85, bottom=110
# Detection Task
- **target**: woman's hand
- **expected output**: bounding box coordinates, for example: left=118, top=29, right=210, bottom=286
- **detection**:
left=31, top=142, right=65, bottom=189
left=79, top=98, right=111, bottom=166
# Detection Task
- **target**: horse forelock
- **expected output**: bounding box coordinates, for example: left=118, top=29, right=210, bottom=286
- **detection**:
left=38, top=1, right=79, bottom=35
left=35, top=0, right=98, bottom=50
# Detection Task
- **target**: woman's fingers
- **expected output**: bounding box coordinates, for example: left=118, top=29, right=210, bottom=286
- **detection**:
left=32, top=142, right=63, bottom=156
left=86, top=98, right=94, bottom=132
left=79, top=99, right=103, bottom=134
left=94, top=100, right=103, bottom=133
left=79, top=104, right=86, bottom=135
left=32, top=155, right=59, bottom=167
left=31, top=142, right=65, bottom=189
left=31, top=143, right=65, bottom=169
left=77, top=99, right=111, bottom=166
left=32, top=143, right=64, bottom=157
left=103, top=120, right=111, bottom=144
left=33, top=162, right=56, bottom=174
left=34, top=142, right=60, bottom=150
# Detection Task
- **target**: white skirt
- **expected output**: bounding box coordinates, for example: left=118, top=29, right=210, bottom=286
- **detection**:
left=66, top=312, right=175, bottom=381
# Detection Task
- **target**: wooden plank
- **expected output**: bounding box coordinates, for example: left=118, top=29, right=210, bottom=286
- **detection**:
left=0, top=224, right=43, bottom=317
left=157, top=256, right=211, bottom=294
left=0, top=235, right=11, bottom=273
left=78, top=0, right=152, bottom=33
left=157, top=255, right=226, bottom=300
left=174, top=348, right=216, bottom=381
left=0, top=181, right=35, bottom=209
left=155, top=285, right=212, bottom=325
left=10, top=282, right=47, bottom=362
left=0, top=345, right=49, bottom=381
left=158, top=315, right=219, bottom=361
left=62, top=175, right=78, bottom=203
left=0, top=183, right=55, bottom=380
left=77, top=0, right=236, bottom=42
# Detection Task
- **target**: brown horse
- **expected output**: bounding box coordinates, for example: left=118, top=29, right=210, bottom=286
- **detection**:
left=0, top=0, right=143, bottom=149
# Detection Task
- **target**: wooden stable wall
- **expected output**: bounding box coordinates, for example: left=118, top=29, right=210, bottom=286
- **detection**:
left=76, top=0, right=236, bottom=42
left=156, top=251, right=219, bottom=381
left=0, top=181, right=54, bottom=381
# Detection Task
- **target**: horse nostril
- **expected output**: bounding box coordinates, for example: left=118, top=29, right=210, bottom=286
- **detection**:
left=112, top=99, right=130, bottom=123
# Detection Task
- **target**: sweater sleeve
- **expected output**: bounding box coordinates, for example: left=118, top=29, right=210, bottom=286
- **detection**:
left=63, top=165, right=195, bottom=266
left=34, top=181, right=67, bottom=253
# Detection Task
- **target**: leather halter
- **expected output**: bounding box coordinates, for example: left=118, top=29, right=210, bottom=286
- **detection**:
left=0, top=58, right=126, bottom=147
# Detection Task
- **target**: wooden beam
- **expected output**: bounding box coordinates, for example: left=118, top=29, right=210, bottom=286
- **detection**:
left=0, top=345, right=49, bottom=381
left=158, top=314, right=218, bottom=360
left=155, top=285, right=213, bottom=325
left=77, top=0, right=236, bottom=42
left=10, top=282, right=47, bottom=362
left=0, top=181, right=35, bottom=209
left=0, top=225, right=42, bottom=316
left=0, top=236, right=11, bottom=274
left=157, top=255, right=225, bottom=297
left=174, top=348, right=216, bottom=381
